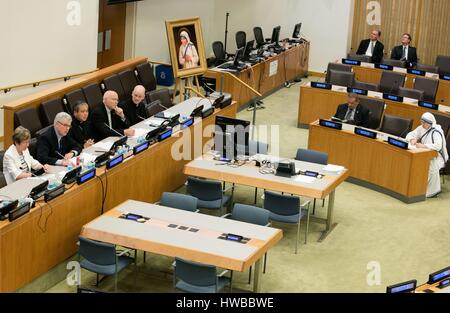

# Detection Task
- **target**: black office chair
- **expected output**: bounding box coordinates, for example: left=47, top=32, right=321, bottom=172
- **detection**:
left=325, top=63, right=352, bottom=84
left=378, top=71, right=406, bottom=94
left=328, top=70, right=355, bottom=87
left=253, top=27, right=266, bottom=48
left=347, top=53, right=371, bottom=63
left=14, top=107, right=44, bottom=137
left=102, top=74, right=126, bottom=101
left=433, top=113, right=450, bottom=137
left=118, top=69, right=140, bottom=98
left=379, top=114, right=412, bottom=138
left=135, top=62, right=157, bottom=92
left=352, top=79, right=379, bottom=92
left=415, top=63, right=439, bottom=74
left=144, top=99, right=165, bottom=117
left=64, top=89, right=87, bottom=114
left=235, top=31, right=246, bottom=50
left=40, top=98, right=65, bottom=126
left=413, top=76, right=439, bottom=102
left=82, top=83, right=104, bottom=111
left=146, top=89, right=173, bottom=109
left=381, top=58, right=406, bottom=68
left=436, top=55, right=450, bottom=76
left=397, top=87, right=424, bottom=100
left=212, top=41, right=227, bottom=66
left=359, top=97, right=385, bottom=130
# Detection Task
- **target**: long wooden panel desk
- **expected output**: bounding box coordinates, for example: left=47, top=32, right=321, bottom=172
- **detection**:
left=297, top=83, right=450, bottom=129
left=0, top=98, right=236, bottom=292
left=2, top=57, right=148, bottom=147
left=308, top=120, right=437, bottom=203
left=183, top=155, right=349, bottom=241
left=345, top=62, right=450, bottom=105
left=205, top=42, right=310, bottom=110
left=81, top=200, right=282, bottom=293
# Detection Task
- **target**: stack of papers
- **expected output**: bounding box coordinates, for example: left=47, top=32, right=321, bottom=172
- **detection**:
left=322, top=164, right=345, bottom=174
left=131, top=128, right=148, bottom=138
left=92, top=141, right=113, bottom=151
left=294, top=175, right=316, bottom=184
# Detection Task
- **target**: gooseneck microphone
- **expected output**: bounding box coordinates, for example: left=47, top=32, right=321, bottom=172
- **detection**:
left=104, top=123, right=124, bottom=137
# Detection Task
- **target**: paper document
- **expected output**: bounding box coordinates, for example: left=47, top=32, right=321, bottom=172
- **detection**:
left=132, top=128, right=148, bottom=138
left=294, top=175, right=316, bottom=184
left=92, top=141, right=113, bottom=151
left=323, top=164, right=345, bottom=173
left=79, top=152, right=97, bottom=163
left=148, top=118, right=165, bottom=127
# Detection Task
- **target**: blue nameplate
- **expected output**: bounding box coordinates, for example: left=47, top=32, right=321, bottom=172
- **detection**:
left=304, top=171, right=319, bottom=178
left=407, top=68, right=425, bottom=76
left=440, top=74, right=450, bottom=81
left=388, top=137, right=408, bottom=150
left=383, top=94, right=404, bottom=102
left=342, top=58, right=361, bottom=66
left=354, top=127, right=377, bottom=139
left=347, top=87, right=368, bottom=96
left=428, top=267, right=450, bottom=284
left=311, top=82, right=332, bottom=90
left=439, top=279, right=450, bottom=289
left=387, top=280, right=417, bottom=294
left=319, top=119, right=342, bottom=130
left=418, top=101, right=439, bottom=110
left=106, top=154, right=124, bottom=170
left=158, top=129, right=172, bottom=142
left=375, top=63, right=394, bottom=71
left=181, top=117, right=194, bottom=129
left=77, top=168, right=96, bottom=185
left=133, top=141, right=149, bottom=155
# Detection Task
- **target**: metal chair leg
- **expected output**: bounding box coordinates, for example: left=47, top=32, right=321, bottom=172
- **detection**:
left=313, top=198, right=316, bottom=215
left=322, top=199, right=325, bottom=207
left=248, top=266, right=252, bottom=284
left=296, top=220, right=301, bottom=254
left=254, top=188, right=258, bottom=204
left=143, top=251, right=146, bottom=263
left=263, top=253, right=267, bottom=273
left=305, top=203, right=311, bottom=244
left=229, top=271, right=233, bottom=293
left=114, top=273, right=118, bottom=292
left=96, top=273, right=99, bottom=287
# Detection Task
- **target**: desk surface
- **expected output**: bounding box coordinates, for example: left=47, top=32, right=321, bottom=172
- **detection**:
left=81, top=200, right=283, bottom=272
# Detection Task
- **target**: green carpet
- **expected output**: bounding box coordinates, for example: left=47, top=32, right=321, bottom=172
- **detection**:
left=21, top=77, right=450, bottom=293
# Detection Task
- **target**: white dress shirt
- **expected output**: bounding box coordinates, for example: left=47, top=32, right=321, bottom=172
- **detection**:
left=365, top=40, right=377, bottom=57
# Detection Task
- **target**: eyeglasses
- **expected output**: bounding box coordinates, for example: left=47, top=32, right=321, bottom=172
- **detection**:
left=58, top=121, right=72, bottom=128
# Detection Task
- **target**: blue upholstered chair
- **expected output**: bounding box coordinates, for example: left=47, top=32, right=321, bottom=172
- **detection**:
left=186, top=177, right=232, bottom=215
left=160, top=192, right=199, bottom=213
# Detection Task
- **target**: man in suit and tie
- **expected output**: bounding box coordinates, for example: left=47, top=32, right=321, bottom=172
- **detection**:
left=356, top=30, right=384, bottom=63
left=333, top=93, right=370, bottom=128
left=390, top=33, right=418, bottom=68
left=90, top=90, right=135, bottom=142
left=36, top=112, right=82, bottom=166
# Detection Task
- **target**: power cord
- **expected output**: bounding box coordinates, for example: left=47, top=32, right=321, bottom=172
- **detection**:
left=36, top=201, right=54, bottom=233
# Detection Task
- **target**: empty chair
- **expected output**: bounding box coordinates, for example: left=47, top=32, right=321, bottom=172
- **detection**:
left=380, top=114, right=412, bottom=138
left=347, top=53, right=371, bottom=63
left=415, top=63, right=439, bottom=74
left=325, top=63, right=352, bottom=84
left=264, top=191, right=311, bottom=254
left=433, top=113, right=450, bottom=137
left=359, top=97, right=385, bottom=129
left=212, top=41, right=227, bottom=66
left=223, top=203, right=270, bottom=283
left=328, top=70, right=355, bottom=87
left=135, top=62, right=157, bottom=92
left=253, top=27, right=266, bottom=48
left=436, top=55, right=450, bottom=76
left=397, top=87, right=424, bottom=100
left=413, top=76, right=439, bottom=102
left=102, top=74, right=126, bottom=101
left=78, top=236, right=135, bottom=292
left=64, top=89, right=87, bottom=113
left=235, top=31, right=246, bottom=50
left=13, top=107, right=43, bottom=137
left=160, top=192, right=199, bottom=212
left=381, top=58, right=406, bottom=68
left=82, top=83, right=104, bottom=111
left=186, top=177, right=232, bottom=215
left=144, top=99, right=165, bottom=117
left=118, top=69, right=139, bottom=97
left=146, top=89, right=173, bottom=109
left=40, top=98, right=65, bottom=126
left=379, top=71, right=406, bottom=94
left=352, top=79, right=379, bottom=92
left=173, top=257, right=232, bottom=293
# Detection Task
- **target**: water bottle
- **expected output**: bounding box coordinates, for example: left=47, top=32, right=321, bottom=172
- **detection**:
left=67, top=164, right=73, bottom=171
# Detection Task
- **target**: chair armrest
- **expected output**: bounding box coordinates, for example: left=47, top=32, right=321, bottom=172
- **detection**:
left=194, top=209, right=200, bottom=213
left=218, top=269, right=230, bottom=277
left=353, top=80, right=379, bottom=92
left=223, top=186, right=234, bottom=193
left=116, top=248, right=133, bottom=257
left=301, top=200, right=312, bottom=211
left=265, top=222, right=272, bottom=227
left=221, top=213, right=232, bottom=219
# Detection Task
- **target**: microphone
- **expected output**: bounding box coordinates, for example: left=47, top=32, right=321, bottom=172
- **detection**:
left=56, top=151, right=66, bottom=159
left=136, top=114, right=147, bottom=121
left=388, top=80, right=398, bottom=95
left=103, top=123, right=123, bottom=137
left=398, top=125, right=411, bottom=139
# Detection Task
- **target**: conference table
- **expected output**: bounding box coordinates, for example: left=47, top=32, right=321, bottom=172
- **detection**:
left=205, top=41, right=310, bottom=110
left=297, top=82, right=450, bottom=129
left=0, top=97, right=237, bottom=292
left=80, top=200, right=282, bottom=293
left=308, top=120, right=437, bottom=203
left=183, top=154, right=349, bottom=242
left=342, top=61, right=450, bottom=105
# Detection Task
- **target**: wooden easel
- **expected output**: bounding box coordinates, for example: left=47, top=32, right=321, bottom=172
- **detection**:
left=174, top=75, right=202, bottom=103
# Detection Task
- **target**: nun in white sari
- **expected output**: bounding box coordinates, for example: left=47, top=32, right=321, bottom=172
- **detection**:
left=406, top=112, right=449, bottom=197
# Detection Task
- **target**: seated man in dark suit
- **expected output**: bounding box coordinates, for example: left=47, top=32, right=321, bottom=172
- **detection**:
left=356, top=30, right=384, bottom=63
left=90, top=90, right=135, bottom=142
left=120, top=85, right=147, bottom=126
left=36, top=112, right=82, bottom=166
left=68, top=101, right=95, bottom=148
left=390, top=33, right=418, bottom=68
left=333, top=93, right=370, bottom=128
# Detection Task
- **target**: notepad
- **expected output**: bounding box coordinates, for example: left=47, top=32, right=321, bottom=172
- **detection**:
left=92, top=141, right=113, bottom=151
left=131, top=128, right=148, bottom=138
left=293, top=175, right=316, bottom=184
left=322, top=164, right=345, bottom=173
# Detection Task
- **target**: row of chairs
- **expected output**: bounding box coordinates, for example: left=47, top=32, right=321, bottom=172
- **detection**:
left=347, top=54, right=450, bottom=76
left=326, top=62, right=439, bottom=102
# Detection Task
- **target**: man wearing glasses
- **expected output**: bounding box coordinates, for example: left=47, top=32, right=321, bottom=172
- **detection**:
left=36, top=112, right=82, bottom=166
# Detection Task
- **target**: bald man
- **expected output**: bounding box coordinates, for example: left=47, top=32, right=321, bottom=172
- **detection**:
left=120, top=85, right=148, bottom=125
left=90, top=90, right=135, bottom=141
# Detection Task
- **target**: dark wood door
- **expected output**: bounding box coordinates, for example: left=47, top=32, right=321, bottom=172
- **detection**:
left=97, top=0, right=126, bottom=69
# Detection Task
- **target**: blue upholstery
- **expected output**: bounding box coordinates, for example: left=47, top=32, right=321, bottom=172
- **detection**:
left=174, top=257, right=231, bottom=293
left=236, top=140, right=268, bottom=156
left=231, top=203, right=269, bottom=226
left=160, top=192, right=198, bottom=212
left=197, top=195, right=231, bottom=210
left=295, top=148, right=328, bottom=165
left=269, top=209, right=308, bottom=224
left=187, top=177, right=231, bottom=211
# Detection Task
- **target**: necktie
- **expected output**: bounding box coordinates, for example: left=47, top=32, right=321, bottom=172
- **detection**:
left=345, top=108, right=354, bottom=121
left=402, top=46, right=407, bottom=59
left=107, top=110, right=112, bottom=128
left=58, top=138, right=63, bottom=153
left=371, top=42, right=375, bottom=54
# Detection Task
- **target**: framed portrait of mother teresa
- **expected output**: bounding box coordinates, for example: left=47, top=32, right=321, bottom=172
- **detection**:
left=165, top=17, right=207, bottom=78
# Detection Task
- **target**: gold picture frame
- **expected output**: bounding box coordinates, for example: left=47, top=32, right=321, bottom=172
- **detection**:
left=165, top=17, right=207, bottom=79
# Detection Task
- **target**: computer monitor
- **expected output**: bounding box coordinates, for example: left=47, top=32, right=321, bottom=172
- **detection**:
left=233, top=47, right=245, bottom=66
left=292, top=23, right=302, bottom=38
left=215, top=116, right=250, bottom=159
left=109, top=136, right=128, bottom=154
left=271, top=26, right=281, bottom=45
left=243, top=40, right=255, bottom=58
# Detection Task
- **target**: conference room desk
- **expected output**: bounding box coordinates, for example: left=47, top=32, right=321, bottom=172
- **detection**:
left=308, top=120, right=437, bottom=203
left=345, top=62, right=450, bottom=105
left=0, top=98, right=236, bottom=292
left=297, top=83, right=450, bottom=129
left=205, top=41, right=310, bottom=110
left=81, top=200, right=282, bottom=293
left=183, top=154, right=349, bottom=242
left=415, top=281, right=450, bottom=293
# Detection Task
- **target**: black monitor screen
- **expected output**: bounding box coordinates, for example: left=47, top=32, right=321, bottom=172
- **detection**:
left=271, top=26, right=281, bottom=44
left=292, top=23, right=302, bottom=38
left=215, top=116, right=250, bottom=159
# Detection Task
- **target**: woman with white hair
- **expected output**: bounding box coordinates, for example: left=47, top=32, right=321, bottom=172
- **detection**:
left=178, top=30, right=199, bottom=69
left=406, top=112, right=449, bottom=197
